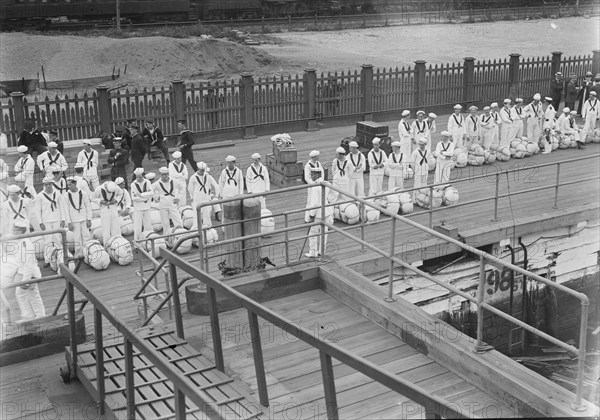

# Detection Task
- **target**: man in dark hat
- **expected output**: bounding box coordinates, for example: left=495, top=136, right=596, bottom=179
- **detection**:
left=142, top=118, right=169, bottom=163
left=17, top=120, right=47, bottom=160
left=129, top=123, right=146, bottom=172
left=176, top=120, right=198, bottom=172
left=577, top=71, right=594, bottom=115
left=108, top=137, right=130, bottom=189
left=549, top=71, right=564, bottom=111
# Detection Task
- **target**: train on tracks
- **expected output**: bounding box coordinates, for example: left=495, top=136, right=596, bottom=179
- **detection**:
left=0, top=0, right=583, bottom=29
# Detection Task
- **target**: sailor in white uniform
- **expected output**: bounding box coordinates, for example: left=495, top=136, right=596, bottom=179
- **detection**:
left=304, top=150, right=324, bottom=216
left=14, top=173, right=37, bottom=230
left=367, top=137, right=387, bottom=196
left=245, top=153, right=270, bottom=209
left=14, top=145, right=35, bottom=187
left=410, top=138, right=433, bottom=200
left=490, top=102, right=502, bottom=148
left=347, top=141, right=366, bottom=197
left=37, top=141, right=68, bottom=174
left=36, top=178, right=68, bottom=264
left=130, top=168, right=154, bottom=240
left=426, top=113, right=437, bottom=151
left=152, top=167, right=183, bottom=233
left=0, top=172, right=8, bottom=205
left=434, top=131, right=455, bottom=187
left=523, top=93, right=543, bottom=143
left=218, top=155, right=244, bottom=200
left=512, top=98, right=525, bottom=138
left=559, top=110, right=585, bottom=149
left=465, top=106, right=480, bottom=149
left=582, top=91, right=599, bottom=140
left=93, top=181, right=123, bottom=244
left=499, top=99, right=514, bottom=148
left=65, top=177, right=92, bottom=258
left=385, top=141, right=405, bottom=191
left=305, top=181, right=335, bottom=259
left=541, top=96, right=557, bottom=154
left=114, top=177, right=133, bottom=216
left=73, top=164, right=92, bottom=195
left=331, top=147, right=349, bottom=199
left=1, top=184, right=31, bottom=238
left=397, top=110, right=413, bottom=156
left=411, top=110, right=430, bottom=151
left=447, top=104, right=466, bottom=149
left=478, top=106, right=496, bottom=150
left=76, top=139, right=100, bottom=191
left=47, top=165, right=68, bottom=196
left=168, top=151, right=189, bottom=205
left=189, top=162, right=220, bottom=228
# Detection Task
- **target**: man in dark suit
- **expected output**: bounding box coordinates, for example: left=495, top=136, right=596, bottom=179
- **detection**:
left=577, top=72, right=594, bottom=115
left=564, top=73, right=579, bottom=111
left=17, top=120, right=47, bottom=160
left=176, top=120, right=198, bottom=172
left=142, top=118, right=169, bottom=163
left=549, top=71, right=564, bottom=111
left=129, top=123, right=146, bottom=171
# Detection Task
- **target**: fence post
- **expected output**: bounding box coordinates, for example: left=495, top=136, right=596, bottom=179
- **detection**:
left=508, top=53, right=521, bottom=99
left=240, top=73, right=256, bottom=139
left=172, top=80, right=186, bottom=123
left=551, top=51, right=563, bottom=76
left=96, top=85, right=111, bottom=135
left=361, top=64, right=374, bottom=121
left=10, top=92, right=25, bottom=133
left=462, top=57, right=475, bottom=104
left=592, top=50, right=600, bottom=76
left=304, top=68, right=318, bottom=131
left=413, top=60, right=426, bottom=108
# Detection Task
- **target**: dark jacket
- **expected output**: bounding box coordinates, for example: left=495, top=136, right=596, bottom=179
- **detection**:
left=564, top=81, right=578, bottom=103
left=18, top=129, right=47, bottom=148
left=178, top=130, right=194, bottom=148
left=142, top=127, right=164, bottom=144
left=108, top=147, right=129, bottom=167
left=130, top=133, right=147, bottom=161
left=549, top=78, right=563, bottom=100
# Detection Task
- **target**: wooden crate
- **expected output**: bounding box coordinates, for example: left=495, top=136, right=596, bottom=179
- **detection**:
left=356, top=121, right=390, bottom=149
left=272, top=143, right=298, bottom=163
left=266, top=154, right=303, bottom=177
left=269, top=168, right=304, bottom=187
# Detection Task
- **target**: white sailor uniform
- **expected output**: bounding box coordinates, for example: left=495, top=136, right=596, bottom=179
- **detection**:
left=93, top=184, right=123, bottom=244
left=14, top=155, right=35, bottom=187
left=385, top=151, right=405, bottom=191
left=218, top=167, right=244, bottom=199
left=77, top=149, right=100, bottom=190
left=153, top=179, right=183, bottom=233
left=447, top=114, right=466, bottom=148
left=410, top=148, right=433, bottom=198
left=347, top=151, right=366, bottom=197
left=582, top=97, right=599, bottom=139
left=397, top=119, right=413, bottom=156
left=434, top=140, right=455, bottom=186
left=37, top=150, right=68, bottom=173
left=411, top=120, right=430, bottom=150
left=188, top=173, right=220, bottom=228
left=66, top=188, right=92, bottom=257
left=512, top=106, right=525, bottom=138
left=478, top=114, right=496, bottom=150
left=464, top=114, right=479, bottom=149
left=36, top=191, right=67, bottom=261
left=169, top=161, right=189, bottom=205
left=331, top=157, right=350, bottom=198
left=1, top=197, right=31, bottom=237
left=523, top=101, right=543, bottom=142
left=245, top=163, right=270, bottom=208
left=499, top=107, right=514, bottom=148
left=130, top=178, right=154, bottom=240
left=367, top=148, right=387, bottom=196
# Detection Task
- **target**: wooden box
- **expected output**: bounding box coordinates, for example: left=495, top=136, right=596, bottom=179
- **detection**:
left=269, top=168, right=304, bottom=187
left=272, top=143, right=298, bottom=163
left=266, top=154, right=303, bottom=177
left=356, top=121, right=389, bottom=149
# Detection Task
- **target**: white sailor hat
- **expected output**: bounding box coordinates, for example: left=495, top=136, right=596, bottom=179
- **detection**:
left=544, top=96, right=553, bottom=102
left=48, top=165, right=61, bottom=173
left=428, top=113, right=437, bottom=119
left=251, top=153, right=261, bottom=159
left=172, top=151, right=182, bottom=159
left=555, top=71, right=562, bottom=76
left=515, top=98, right=523, bottom=103
left=66, top=176, right=77, bottom=183
left=114, top=177, right=125, bottom=185
left=47, top=141, right=58, bottom=148
left=105, top=181, right=118, bottom=192
left=590, top=91, right=597, bottom=96
left=82, top=139, right=91, bottom=145
left=309, top=150, right=320, bottom=157
left=14, top=173, right=26, bottom=182
left=416, top=110, right=425, bottom=115
left=159, top=167, right=169, bottom=174
left=371, top=137, right=381, bottom=145
left=503, top=98, right=511, bottom=104
left=453, top=104, right=462, bottom=110
left=562, top=107, right=570, bottom=113
left=490, top=102, right=499, bottom=108
left=533, top=93, right=541, bottom=100
left=13, top=219, right=28, bottom=229
left=17, top=145, right=28, bottom=153
left=469, top=105, right=478, bottom=111
left=133, top=167, right=145, bottom=176
left=42, top=176, right=53, bottom=184
left=391, top=141, right=401, bottom=147
left=225, top=155, right=236, bottom=162
left=145, top=172, right=156, bottom=180
left=417, top=138, right=427, bottom=145
left=348, top=141, right=359, bottom=148
left=336, top=147, right=346, bottom=154
left=197, top=161, right=207, bottom=170
left=483, top=106, right=491, bottom=111
left=74, top=163, right=84, bottom=169
left=401, top=110, right=410, bottom=117
left=440, top=130, right=451, bottom=137
left=570, top=110, right=577, bottom=116
left=7, top=185, right=20, bottom=193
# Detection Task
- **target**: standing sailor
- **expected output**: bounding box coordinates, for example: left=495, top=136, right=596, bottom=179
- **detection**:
left=37, top=141, right=68, bottom=174
left=367, top=137, right=387, bottom=196
left=48, top=165, right=68, bottom=196
left=331, top=147, right=349, bottom=198
left=13, top=173, right=37, bottom=230
left=499, top=99, right=514, bottom=148
left=478, top=106, right=496, bottom=150
left=304, top=150, right=324, bottom=216
left=426, top=113, right=437, bottom=151
left=523, top=94, right=544, bottom=143
left=72, top=164, right=92, bottom=195
left=65, top=177, right=92, bottom=258
left=512, top=98, right=525, bottom=139
left=1, top=185, right=31, bottom=237
left=36, top=178, right=68, bottom=265
left=76, top=139, right=100, bottom=191
left=152, top=167, right=182, bottom=233
left=304, top=181, right=335, bottom=258
left=189, top=162, right=220, bottom=228
left=434, top=131, right=455, bottom=187
left=245, top=153, right=270, bottom=208
left=130, top=168, right=154, bottom=240
left=465, top=106, right=480, bottom=148
left=218, top=156, right=244, bottom=200
left=577, top=72, right=594, bottom=116
left=490, top=102, right=502, bottom=148
left=541, top=96, right=557, bottom=154
left=347, top=141, right=366, bottom=197
left=108, top=138, right=129, bottom=189
left=176, top=120, right=198, bottom=172
left=397, top=110, right=413, bottom=156
left=93, top=181, right=122, bottom=244
left=14, top=145, right=35, bottom=187
left=411, top=111, right=430, bottom=152
left=447, top=105, right=466, bottom=149
left=169, top=151, right=189, bottom=205
left=410, top=138, right=433, bottom=200
left=385, top=141, right=404, bottom=191
left=581, top=91, right=599, bottom=141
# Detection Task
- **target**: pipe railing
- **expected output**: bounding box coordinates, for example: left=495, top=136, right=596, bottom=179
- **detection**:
left=159, top=247, right=467, bottom=420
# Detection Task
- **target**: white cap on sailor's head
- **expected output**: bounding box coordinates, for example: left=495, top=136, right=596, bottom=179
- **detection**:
left=503, top=98, right=511, bottom=105
left=172, top=151, right=182, bottom=159
left=105, top=181, right=118, bottom=192
left=336, top=147, right=346, bottom=154
left=197, top=161, right=207, bottom=170
left=309, top=150, right=320, bottom=158
left=114, top=177, right=125, bottom=185
left=417, top=138, right=427, bottom=145
left=348, top=141, right=358, bottom=148
left=74, top=163, right=84, bottom=170
left=563, top=107, right=570, bottom=113
left=590, top=91, right=597, bottom=96
left=7, top=185, right=20, bottom=193
left=133, top=167, right=144, bottom=176
left=454, top=104, right=462, bottom=110
left=17, top=145, right=28, bottom=153
left=570, top=110, right=577, bottom=116
left=47, top=141, right=58, bottom=148
left=371, top=137, right=381, bottom=145
left=469, top=105, right=478, bottom=111
left=490, top=102, right=499, bottom=108
left=515, top=98, right=523, bottom=103
left=440, top=130, right=451, bottom=137
left=251, top=153, right=261, bottom=159
left=66, top=176, right=77, bottom=184
left=483, top=106, right=491, bottom=111
left=145, top=172, right=156, bottom=180
left=533, top=93, right=541, bottom=100
left=401, top=110, right=410, bottom=117
left=416, top=110, right=425, bottom=116
left=14, top=173, right=26, bottom=182
left=225, top=155, right=236, bottom=162
left=544, top=96, right=553, bottom=102
left=391, top=141, right=401, bottom=147
left=42, top=176, right=52, bottom=184
left=428, top=112, right=437, bottom=119
left=159, top=167, right=169, bottom=174
left=82, top=139, right=91, bottom=145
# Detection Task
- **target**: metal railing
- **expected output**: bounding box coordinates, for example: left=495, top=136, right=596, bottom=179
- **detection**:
left=159, top=246, right=466, bottom=420
left=59, top=264, right=228, bottom=420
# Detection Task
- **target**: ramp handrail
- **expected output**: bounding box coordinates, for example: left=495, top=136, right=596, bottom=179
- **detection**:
left=159, top=246, right=467, bottom=419
left=59, top=264, right=229, bottom=420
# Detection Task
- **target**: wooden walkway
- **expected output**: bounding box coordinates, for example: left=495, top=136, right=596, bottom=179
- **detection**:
left=176, top=289, right=516, bottom=419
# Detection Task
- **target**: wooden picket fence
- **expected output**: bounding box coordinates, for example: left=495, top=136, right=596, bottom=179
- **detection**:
left=1, top=50, right=598, bottom=147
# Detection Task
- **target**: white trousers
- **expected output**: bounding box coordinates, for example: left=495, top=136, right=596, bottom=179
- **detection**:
left=307, top=215, right=332, bottom=256
left=43, top=221, right=62, bottom=263
left=192, top=199, right=214, bottom=229
left=175, top=180, right=187, bottom=205
left=99, top=206, right=121, bottom=245
left=16, top=284, right=45, bottom=320
left=499, top=123, right=514, bottom=148
left=413, top=171, right=428, bottom=199
left=70, top=220, right=90, bottom=257
left=450, top=131, right=464, bottom=149
left=159, top=205, right=182, bottom=232
left=527, top=119, right=543, bottom=143
left=480, top=129, right=495, bottom=150
left=132, top=209, right=153, bottom=240
left=387, top=174, right=403, bottom=191
left=582, top=114, right=599, bottom=140
left=513, top=120, right=524, bottom=139
left=400, top=136, right=412, bottom=157
left=491, top=125, right=501, bottom=148
left=434, top=159, right=453, bottom=186
left=85, top=175, right=100, bottom=192
left=348, top=176, right=364, bottom=197
left=369, top=171, right=384, bottom=196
